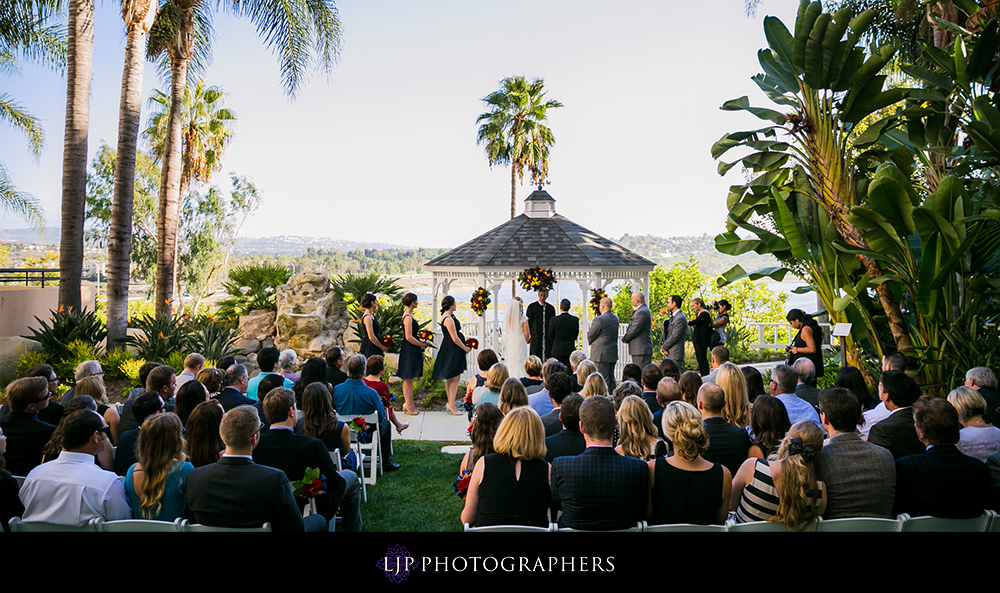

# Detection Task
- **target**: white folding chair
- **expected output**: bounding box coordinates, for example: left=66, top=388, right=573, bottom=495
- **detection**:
left=96, top=518, right=184, bottom=532
left=556, top=521, right=643, bottom=532
left=178, top=519, right=272, bottom=532
left=464, top=523, right=553, bottom=532
left=339, top=413, right=380, bottom=485
left=8, top=517, right=99, bottom=532
left=725, top=518, right=807, bottom=532
left=643, top=521, right=729, bottom=533
left=337, top=415, right=369, bottom=501
left=816, top=516, right=904, bottom=532
left=898, top=511, right=993, bottom=532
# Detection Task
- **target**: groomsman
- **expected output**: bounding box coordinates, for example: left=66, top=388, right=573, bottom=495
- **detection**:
left=621, top=291, right=653, bottom=368
left=546, top=299, right=579, bottom=367
left=587, top=297, right=619, bottom=390
left=661, top=295, right=686, bottom=367
left=527, top=290, right=556, bottom=360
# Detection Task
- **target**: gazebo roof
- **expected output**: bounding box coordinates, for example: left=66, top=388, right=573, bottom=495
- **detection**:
left=425, top=189, right=655, bottom=269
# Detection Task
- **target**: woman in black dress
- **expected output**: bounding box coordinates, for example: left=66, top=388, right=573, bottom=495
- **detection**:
left=359, top=292, right=388, bottom=358
left=787, top=309, right=824, bottom=378
left=398, top=292, right=430, bottom=416
left=302, top=382, right=356, bottom=472
left=688, top=297, right=713, bottom=376
left=432, top=295, right=472, bottom=415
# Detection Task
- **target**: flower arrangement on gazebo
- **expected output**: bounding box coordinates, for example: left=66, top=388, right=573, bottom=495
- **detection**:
left=518, top=267, right=555, bottom=292
left=589, top=288, right=608, bottom=315
left=471, top=287, right=491, bottom=316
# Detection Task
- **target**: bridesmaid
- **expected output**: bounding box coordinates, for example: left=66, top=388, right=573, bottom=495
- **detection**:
left=432, top=295, right=472, bottom=415
left=398, top=293, right=431, bottom=415
left=359, top=293, right=389, bottom=358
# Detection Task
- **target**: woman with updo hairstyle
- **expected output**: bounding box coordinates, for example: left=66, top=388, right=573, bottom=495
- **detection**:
left=716, top=362, right=750, bottom=429
left=615, top=395, right=662, bottom=460
left=498, top=377, right=529, bottom=415
left=75, top=375, right=121, bottom=444
left=732, top=420, right=827, bottom=529
left=432, top=295, right=471, bottom=415
left=184, top=400, right=224, bottom=468
left=125, top=413, right=192, bottom=521
left=466, top=349, right=499, bottom=404
left=747, top=395, right=791, bottom=459
left=196, top=367, right=224, bottom=397
left=741, top=366, right=767, bottom=406
left=678, top=371, right=702, bottom=407
left=302, top=382, right=356, bottom=471
left=473, top=362, right=509, bottom=408
left=583, top=372, right=608, bottom=399
left=947, top=386, right=1000, bottom=462
left=649, top=401, right=732, bottom=525
left=398, top=292, right=431, bottom=415
left=459, top=402, right=504, bottom=475
left=174, top=379, right=209, bottom=428
left=787, top=308, right=824, bottom=378
left=575, top=360, right=598, bottom=391
left=461, top=406, right=550, bottom=528
left=359, top=292, right=388, bottom=358
left=658, top=358, right=681, bottom=382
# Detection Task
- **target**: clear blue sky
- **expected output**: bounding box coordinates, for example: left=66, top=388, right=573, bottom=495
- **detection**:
left=0, top=0, right=801, bottom=248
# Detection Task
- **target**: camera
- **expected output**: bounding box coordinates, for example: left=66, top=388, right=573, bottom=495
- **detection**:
left=708, top=301, right=720, bottom=311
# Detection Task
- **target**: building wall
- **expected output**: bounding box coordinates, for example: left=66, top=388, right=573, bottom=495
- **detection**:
left=0, top=286, right=97, bottom=337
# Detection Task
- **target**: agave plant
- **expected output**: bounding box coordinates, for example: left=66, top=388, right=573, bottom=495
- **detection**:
left=215, top=262, right=292, bottom=319
left=23, top=308, right=108, bottom=366
left=188, top=314, right=240, bottom=360
left=120, top=313, right=193, bottom=363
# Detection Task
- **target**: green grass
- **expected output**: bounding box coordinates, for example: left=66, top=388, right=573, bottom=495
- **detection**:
left=358, top=440, right=467, bottom=532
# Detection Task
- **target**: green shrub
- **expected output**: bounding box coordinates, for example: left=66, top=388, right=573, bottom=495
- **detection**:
left=55, top=340, right=102, bottom=384
left=215, top=263, right=292, bottom=319
left=22, top=308, right=107, bottom=364
left=119, top=357, right=147, bottom=388
left=101, top=348, right=133, bottom=380
left=188, top=314, right=240, bottom=360
left=120, top=314, right=192, bottom=363
left=166, top=351, right=186, bottom=373
left=14, top=348, right=50, bottom=377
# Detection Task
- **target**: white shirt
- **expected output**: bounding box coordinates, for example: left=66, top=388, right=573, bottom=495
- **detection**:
left=175, top=369, right=197, bottom=390
left=20, top=451, right=132, bottom=525
left=859, top=402, right=891, bottom=438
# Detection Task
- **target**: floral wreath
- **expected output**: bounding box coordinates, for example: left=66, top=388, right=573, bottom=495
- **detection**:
left=518, top=267, right=555, bottom=292
left=471, top=287, right=491, bottom=316
left=589, top=288, right=607, bottom=315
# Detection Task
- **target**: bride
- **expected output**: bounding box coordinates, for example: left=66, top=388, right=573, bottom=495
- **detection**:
left=503, top=297, right=531, bottom=378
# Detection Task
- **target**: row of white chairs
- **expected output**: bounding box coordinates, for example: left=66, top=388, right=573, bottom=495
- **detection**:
left=8, top=517, right=271, bottom=532
left=464, top=510, right=1000, bottom=533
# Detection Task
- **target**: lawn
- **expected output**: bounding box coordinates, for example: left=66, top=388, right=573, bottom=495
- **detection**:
left=358, top=440, right=467, bottom=532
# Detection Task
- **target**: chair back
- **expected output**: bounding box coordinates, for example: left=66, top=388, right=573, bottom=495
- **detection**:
left=97, top=518, right=183, bottom=532
left=644, top=521, right=728, bottom=533
left=815, top=516, right=903, bottom=532
left=8, top=517, right=99, bottom=532
left=898, top=511, right=992, bottom=532
left=178, top=519, right=272, bottom=532
left=464, top=523, right=553, bottom=532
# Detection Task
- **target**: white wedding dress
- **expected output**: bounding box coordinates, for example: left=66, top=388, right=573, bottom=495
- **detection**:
left=503, top=299, right=529, bottom=378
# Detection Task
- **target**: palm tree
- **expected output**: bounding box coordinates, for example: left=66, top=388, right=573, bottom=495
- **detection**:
left=106, top=0, right=158, bottom=350
left=146, top=0, right=342, bottom=317
left=476, top=76, right=563, bottom=219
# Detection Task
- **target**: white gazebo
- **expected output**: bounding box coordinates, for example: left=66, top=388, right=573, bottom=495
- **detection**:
left=424, top=188, right=656, bottom=363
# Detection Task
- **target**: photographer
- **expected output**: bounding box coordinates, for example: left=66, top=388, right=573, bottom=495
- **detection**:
left=786, top=309, right=824, bottom=378
left=709, top=299, right=730, bottom=348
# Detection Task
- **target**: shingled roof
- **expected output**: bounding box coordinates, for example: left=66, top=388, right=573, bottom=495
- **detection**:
left=425, top=190, right=655, bottom=269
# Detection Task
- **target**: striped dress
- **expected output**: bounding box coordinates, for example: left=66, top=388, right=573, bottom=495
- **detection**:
left=735, top=459, right=822, bottom=524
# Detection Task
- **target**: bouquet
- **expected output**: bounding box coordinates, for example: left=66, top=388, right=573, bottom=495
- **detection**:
left=463, top=393, right=473, bottom=412
left=454, top=470, right=472, bottom=500
left=350, top=416, right=372, bottom=444
left=517, top=267, right=555, bottom=293
left=471, top=287, right=491, bottom=316
left=380, top=335, right=395, bottom=349
left=465, top=338, right=479, bottom=349
left=291, top=467, right=326, bottom=499
left=590, top=288, right=608, bottom=315
left=418, top=329, right=434, bottom=343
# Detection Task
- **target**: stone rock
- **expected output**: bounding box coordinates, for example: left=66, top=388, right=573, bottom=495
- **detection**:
left=239, top=310, right=276, bottom=342
left=275, top=272, right=352, bottom=358
left=0, top=337, right=43, bottom=378
left=247, top=352, right=257, bottom=364
left=260, top=337, right=275, bottom=350
left=235, top=338, right=260, bottom=353
left=235, top=355, right=250, bottom=364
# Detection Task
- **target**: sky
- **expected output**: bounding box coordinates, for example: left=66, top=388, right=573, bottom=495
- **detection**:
left=0, top=0, right=803, bottom=249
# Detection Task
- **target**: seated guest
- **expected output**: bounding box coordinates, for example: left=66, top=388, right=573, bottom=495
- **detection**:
left=520, top=356, right=544, bottom=393
left=466, top=349, right=499, bottom=404
left=747, top=395, right=790, bottom=460
left=649, top=401, right=732, bottom=525
left=697, top=382, right=750, bottom=476
left=146, top=365, right=177, bottom=413
left=472, top=362, right=508, bottom=408
left=575, top=360, right=598, bottom=396
left=0, top=376, right=56, bottom=477
left=20, top=410, right=131, bottom=525
left=529, top=359, right=564, bottom=419
left=114, top=392, right=166, bottom=476
left=836, top=366, right=877, bottom=411
left=792, top=358, right=822, bottom=413
left=545, top=394, right=586, bottom=463
left=965, top=366, right=1000, bottom=426
left=816, top=388, right=896, bottom=519
left=989, top=452, right=1000, bottom=511
left=640, top=364, right=663, bottom=414
left=652, top=378, right=682, bottom=440
left=893, top=396, right=991, bottom=519
left=582, top=372, right=608, bottom=399
left=678, top=371, right=702, bottom=407
left=216, top=356, right=236, bottom=372
left=184, top=401, right=224, bottom=468
left=621, top=363, right=642, bottom=387
left=363, top=355, right=408, bottom=434
left=183, top=406, right=320, bottom=532
left=59, top=360, right=103, bottom=409
left=461, top=407, right=551, bottom=528
left=119, top=362, right=162, bottom=432
left=616, top=395, right=662, bottom=461
left=333, top=355, right=396, bottom=471
left=277, top=349, right=300, bottom=383
left=1, top=364, right=64, bottom=426
left=0, top=423, right=25, bottom=532
left=741, top=366, right=767, bottom=406
left=460, top=403, right=503, bottom=475
left=948, top=386, right=1000, bottom=462
left=247, top=347, right=294, bottom=401
left=498, top=378, right=529, bottom=415
left=302, top=382, right=356, bottom=472
left=732, top=421, right=827, bottom=529
left=294, top=357, right=333, bottom=405
left=125, top=413, right=193, bottom=521
left=860, top=353, right=907, bottom=438
left=324, top=347, right=348, bottom=389
left=74, top=375, right=120, bottom=445
left=869, top=371, right=924, bottom=459
left=701, top=346, right=730, bottom=384
left=716, top=362, right=750, bottom=430
left=568, top=351, right=587, bottom=392
left=175, top=353, right=204, bottom=390
left=770, top=364, right=821, bottom=429
left=41, top=396, right=113, bottom=471
left=550, top=396, right=649, bottom=530
left=174, top=380, right=209, bottom=427
left=254, top=388, right=362, bottom=531
left=196, top=367, right=224, bottom=397
left=540, top=369, right=573, bottom=437
left=254, top=374, right=288, bottom=435
left=216, top=364, right=255, bottom=412
left=612, top=381, right=643, bottom=410
left=658, top=358, right=681, bottom=383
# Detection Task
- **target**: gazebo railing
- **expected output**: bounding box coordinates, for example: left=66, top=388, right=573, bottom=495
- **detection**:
left=0, top=268, right=60, bottom=287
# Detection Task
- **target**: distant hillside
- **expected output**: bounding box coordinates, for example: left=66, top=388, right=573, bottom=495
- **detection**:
left=616, top=233, right=780, bottom=277
left=236, top=235, right=426, bottom=256
left=0, top=227, right=59, bottom=244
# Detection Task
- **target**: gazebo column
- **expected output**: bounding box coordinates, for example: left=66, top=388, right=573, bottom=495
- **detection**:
left=577, top=278, right=594, bottom=357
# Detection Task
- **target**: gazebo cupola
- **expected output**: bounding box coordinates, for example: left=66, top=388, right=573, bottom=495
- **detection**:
left=524, top=187, right=556, bottom=219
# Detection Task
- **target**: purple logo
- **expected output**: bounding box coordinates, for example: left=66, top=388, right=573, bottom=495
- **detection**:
left=378, top=545, right=417, bottom=582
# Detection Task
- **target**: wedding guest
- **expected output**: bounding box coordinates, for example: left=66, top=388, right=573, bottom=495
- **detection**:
left=688, top=298, right=713, bottom=376
left=114, top=392, right=165, bottom=477
left=14, top=364, right=63, bottom=426
left=0, top=424, right=24, bottom=532
left=652, top=378, right=682, bottom=440
left=146, top=365, right=177, bottom=411
left=41, top=396, right=113, bottom=471
left=640, top=364, right=663, bottom=414
left=770, top=364, right=821, bottom=429
left=575, top=360, right=598, bottom=394
left=277, top=349, right=300, bottom=383
left=947, top=386, right=1000, bottom=462
left=119, top=362, right=162, bottom=432
left=741, top=366, right=767, bottom=405
left=732, top=421, right=827, bottom=529
left=467, top=349, right=499, bottom=402
left=215, top=364, right=255, bottom=412
left=334, top=355, right=397, bottom=471
left=868, top=371, right=924, bottom=459
left=649, top=401, right=732, bottom=526
left=658, top=358, right=681, bottom=382
left=459, top=403, right=503, bottom=475
left=621, top=363, right=643, bottom=388
left=539, top=366, right=573, bottom=436
left=498, top=378, right=529, bottom=415
left=860, top=353, right=908, bottom=438
left=324, top=347, right=348, bottom=389
left=528, top=359, right=562, bottom=418
left=359, top=292, right=388, bottom=358
left=184, top=400, right=224, bottom=468
left=965, top=366, right=1000, bottom=427
left=293, top=358, right=332, bottom=407
left=568, top=351, right=587, bottom=392
left=254, top=374, right=288, bottom=434
left=520, top=356, right=545, bottom=392
left=615, top=395, right=662, bottom=461
left=612, top=381, right=643, bottom=412
left=431, top=295, right=472, bottom=415
left=473, top=362, right=509, bottom=409
left=75, top=375, right=120, bottom=445
left=175, top=380, right=210, bottom=428
left=216, top=356, right=236, bottom=372
left=702, top=346, right=730, bottom=384
left=836, top=366, right=877, bottom=411
left=1, top=376, right=56, bottom=477
left=747, top=395, right=791, bottom=460
left=60, top=360, right=103, bottom=410
left=697, top=383, right=750, bottom=476
left=247, top=347, right=293, bottom=401
left=398, top=292, right=431, bottom=415
left=716, top=362, right=750, bottom=430
left=793, top=359, right=822, bottom=415
left=175, top=354, right=204, bottom=390
left=364, top=355, right=408, bottom=434
left=125, top=413, right=193, bottom=521
left=196, top=367, right=224, bottom=397
left=583, top=372, right=609, bottom=399
left=545, top=394, right=585, bottom=462
left=678, top=371, right=702, bottom=407
left=302, top=382, right=356, bottom=472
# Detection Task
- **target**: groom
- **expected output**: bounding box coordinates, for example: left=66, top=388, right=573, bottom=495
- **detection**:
left=527, top=290, right=556, bottom=360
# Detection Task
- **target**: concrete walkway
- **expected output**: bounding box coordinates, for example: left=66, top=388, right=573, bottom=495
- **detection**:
left=394, top=410, right=471, bottom=443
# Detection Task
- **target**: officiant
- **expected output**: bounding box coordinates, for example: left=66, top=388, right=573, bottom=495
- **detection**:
left=527, top=289, right=556, bottom=360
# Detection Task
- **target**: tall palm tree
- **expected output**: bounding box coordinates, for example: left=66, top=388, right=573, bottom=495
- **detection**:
left=146, top=0, right=342, bottom=317
left=476, top=76, right=563, bottom=219
left=106, top=0, right=158, bottom=350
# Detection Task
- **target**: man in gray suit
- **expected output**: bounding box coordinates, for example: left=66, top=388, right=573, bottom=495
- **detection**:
left=660, top=295, right=686, bottom=367
left=816, top=387, right=896, bottom=519
left=587, top=296, right=619, bottom=390
left=621, top=291, right=653, bottom=368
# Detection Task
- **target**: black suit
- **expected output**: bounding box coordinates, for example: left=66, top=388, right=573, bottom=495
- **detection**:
left=893, top=444, right=991, bottom=519
left=113, top=428, right=140, bottom=477
left=979, top=386, right=1000, bottom=427
left=550, top=446, right=648, bottom=530
left=0, top=402, right=62, bottom=427
left=795, top=383, right=822, bottom=415
left=868, top=407, right=925, bottom=460
left=642, top=391, right=661, bottom=415
left=527, top=301, right=556, bottom=359
left=544, top=429, right=586, bottom=463
left=252, top=428, right=346, bottom=522
left=0, top=412, right=55, bottom=477
left=183, top=456, right=312, bottom=532
left=326, top=366, right=348, bottom=389
left=215, top=387, right=256, bottom=412
left=546, top=312, right=579, bottom=366
left=541, top=408, right=563, bottom=438
left=701, top=417, right=751, bottom=476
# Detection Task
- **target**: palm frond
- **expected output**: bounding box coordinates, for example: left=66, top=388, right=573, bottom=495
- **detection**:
left=0, top=163, right=46, bottom=231
left=0, top=92, right=44, bottom=157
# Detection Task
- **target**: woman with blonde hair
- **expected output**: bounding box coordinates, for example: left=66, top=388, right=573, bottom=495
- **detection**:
left=583, top=372, right=608, bottom=399
left=947, top=386, right=1000, bottom=462
left=75, top=375, right=120, bottom=444
left=615, top=395, right=662, bottom=461
left=461, top=406, right=550, bottom=528
left=716, top=362, right=750, bottom=429
left=648, top=401, right=732, bottom=525
left=472, top=362, right=509, bottom=408
left=498, top=378, right=529, bottom=415
left=124, top=413, right=193, bottom=521
left=575, top=360, right=598, bottom=391
left=731, top=420, right=827, bottom=529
